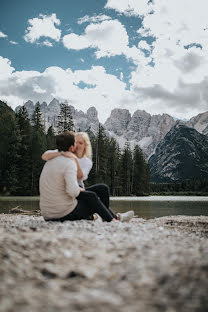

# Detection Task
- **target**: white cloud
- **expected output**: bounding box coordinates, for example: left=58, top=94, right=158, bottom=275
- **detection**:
left=24, top=13, right=61, bottom=44
left=63, top=19, right=149, bottom=65
left=105, top=0, right=153, bottom=16
left=173, top=48, right=205, bottom=74
left=41, top=40, right=53, bottom=47
left=106, top=0, right=208, bottom=117
left=43, top=66, right=131, bottom=122
left=63, top=33, right=91, bottom=50
left=86, top=20, right=129, bottom=57
left=132, top=78, right=208, bottom=119
left=78, top=14, right=111, bottom=24
left=0, top=31, right=7, bottom=38
left=133, top=0, right=208, bottom=81
left=33, top=85, right=46, bottom=94
left=0, top=31, right=18, bottom=45
left=63, top=20, right=129, bottom=57
left=138, top=40, right=151, bottom=51
left=0, top=56, right=14, bottom=79
left=139, top=0, right=208, bottom=47
left=0, top=52, right=207, bottom=122
left=0, top=56, right=133, bottom=122
left=9, top=40, right=18, bottom=45
left=129, top=44, right=208, bottom=117
left=2, top=0, right=208, bottom=122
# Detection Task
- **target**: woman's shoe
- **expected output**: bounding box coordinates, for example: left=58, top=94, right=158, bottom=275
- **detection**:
left=117, top=210, right=134, bottom=222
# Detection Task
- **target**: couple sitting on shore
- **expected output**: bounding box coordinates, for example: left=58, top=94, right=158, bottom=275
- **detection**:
left=39, top=131, right=134, bottom=223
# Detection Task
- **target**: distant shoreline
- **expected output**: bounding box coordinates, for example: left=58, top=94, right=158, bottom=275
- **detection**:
left=0, top=193, right=208, bottom=200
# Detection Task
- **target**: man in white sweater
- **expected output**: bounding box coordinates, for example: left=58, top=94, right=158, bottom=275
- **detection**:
left=39, top=132, right=80, bottom=220
left=40, top=131, right=134, bottom=223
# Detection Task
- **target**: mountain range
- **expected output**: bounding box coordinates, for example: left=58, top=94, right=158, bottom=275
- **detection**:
left=149, top=122, right=208, bottom=182
left=15, top=99, right=208, bottom=159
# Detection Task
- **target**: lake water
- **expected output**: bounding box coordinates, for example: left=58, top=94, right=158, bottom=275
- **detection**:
left=0, top=196, right=208, bottom=219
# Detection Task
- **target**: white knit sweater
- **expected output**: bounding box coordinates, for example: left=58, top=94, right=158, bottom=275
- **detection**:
left=39, top=156, right=80, bottom=220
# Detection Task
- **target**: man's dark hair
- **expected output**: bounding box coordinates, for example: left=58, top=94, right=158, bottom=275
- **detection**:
left=56, top=131, right=75, bottom=151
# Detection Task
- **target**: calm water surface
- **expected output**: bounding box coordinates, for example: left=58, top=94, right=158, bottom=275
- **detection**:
left=0, top=196, right=208, bottom=219
left=111, top=196, right=208, bottom=219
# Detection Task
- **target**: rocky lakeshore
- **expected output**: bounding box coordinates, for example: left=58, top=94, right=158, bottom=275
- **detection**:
left=0, top=214, right=208, bottom=312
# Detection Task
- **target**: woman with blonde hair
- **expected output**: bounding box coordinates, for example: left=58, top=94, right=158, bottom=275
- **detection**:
left=42, top=131, right=92, bottom=187
left=42, top=131, right=134, bottom=222
left=73, top=132, right=93, bottom=188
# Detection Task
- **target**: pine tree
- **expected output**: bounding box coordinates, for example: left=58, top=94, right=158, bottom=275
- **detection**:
left=32, top=102, right=45, bottom=131
left=94, top=124, right=108, bottom=182
left=46, top=126, right=56, bottom=149
left=57, top=102, right=74, bottom=134
left=120, top=142, right=133, bottom=195
left=31, top=104, right=46, bottom=195
left=106, top=137, right=121, bottom=195
left=15, top=106, right=33, bottom=195
left=132, top=145, right=150, bottom=195
left=0, top=101, right=20, bottom=194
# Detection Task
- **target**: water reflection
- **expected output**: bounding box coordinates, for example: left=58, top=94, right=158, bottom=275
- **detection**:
left=0, top=196, right=208, bottom=219
left=111, top=199, right=208, bottom=219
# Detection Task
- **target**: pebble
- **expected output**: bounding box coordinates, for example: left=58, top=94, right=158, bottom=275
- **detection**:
left=0, top=213, right=208, bottom=312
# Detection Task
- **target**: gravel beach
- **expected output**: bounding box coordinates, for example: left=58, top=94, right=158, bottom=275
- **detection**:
left=0, top=213, right=208, bottom=312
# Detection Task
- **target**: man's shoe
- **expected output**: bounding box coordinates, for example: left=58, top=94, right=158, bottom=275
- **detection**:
left=117, top=210, right=134, bottom=222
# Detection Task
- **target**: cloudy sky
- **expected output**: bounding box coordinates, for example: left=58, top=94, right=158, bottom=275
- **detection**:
left=1, top=0, right=208, bottom=122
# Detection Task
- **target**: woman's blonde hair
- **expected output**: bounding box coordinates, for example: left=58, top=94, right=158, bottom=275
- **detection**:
left=76, top=132, right=92, bottom=159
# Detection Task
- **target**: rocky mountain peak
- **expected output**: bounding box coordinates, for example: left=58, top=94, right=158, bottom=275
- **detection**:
left=174, top=120, right=186, bottom=128
left=24, top=100, right=34, bottom=109
left=40, top=101, right=48, bottom=112
left=186, top=111, right=208, bottom=135
left=133, top=109, right=150, bottom=118
left=87, top=106, right=98, bottom=119
left=127, top=110, right=151, bottom=140
left=21, top=100, right=35, bottom=117
left=104, top=108, right=131, bottom=135
left=48, top=98, right=59, bottom=108
left=68, top=105, right=76, bottom=115
left=48, top=98, right=60, bottom=115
